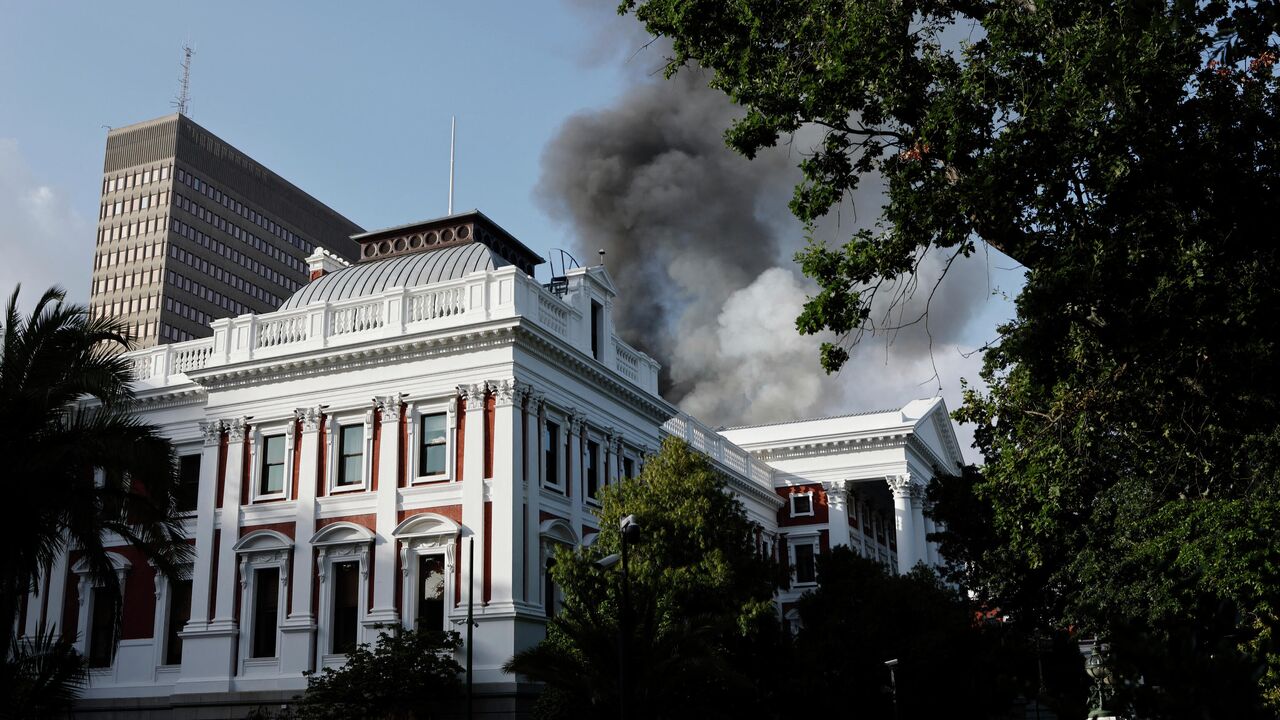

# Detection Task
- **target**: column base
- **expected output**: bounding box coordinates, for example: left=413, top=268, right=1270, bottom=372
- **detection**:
left=279, top=617, right=317, bottom=675
left=174, top=622, right=238, bottom=694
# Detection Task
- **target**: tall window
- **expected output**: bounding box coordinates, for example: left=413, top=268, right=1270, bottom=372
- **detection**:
left=544, top=423, right=560, bottom=489
left=176, top=454, right=200, bottom=512
left=416, top=555, right=445, bottom=632
left=544, top=557, right=560, bottom=618
left=623, top=456, right=635, bottom=481
left=165, top=579, right=192, bottom=665
left=88, top=588, right=119, bottom=668
left=591, top=300, right=603, bottom=360
left=794, top=543, right=817, bottom=585
left=260, top=435, right=286, bottom=496
left=337, top=425, right=364, bottom=487
left=419, top=413, right=446, bottom=477
left=251, top=567, right=280, bottom=658
left=585, top=439, right=600, bottom=500
left=331, top=562, right=360, bottom=654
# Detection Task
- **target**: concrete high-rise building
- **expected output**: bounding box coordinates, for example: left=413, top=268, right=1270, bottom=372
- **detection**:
left=89, top=114, right=363, bottom=348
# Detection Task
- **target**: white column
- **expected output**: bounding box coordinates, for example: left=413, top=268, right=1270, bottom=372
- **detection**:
left=887, top=474, right=917, bottom=574
left=185, top=420, right=224, bottom=628
left=281, top=407, right=322, bottom=673
left=821, top=480, right=852, bottom=549
left=524, top=394, right=543, bottom=604
left=910, top=485, right=928, bottom=570
left=488, top=381, right=523, bottom=608
left=566, top=411, right=584, bottom=542
left=367, top=395, right=403, bottom=633
left=212, top=417, right=249, bottom=625
left=459, top=383, right=487, bottom=611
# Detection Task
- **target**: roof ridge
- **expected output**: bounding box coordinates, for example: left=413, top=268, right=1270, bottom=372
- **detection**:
left=717, top=407, right=900, bottom=431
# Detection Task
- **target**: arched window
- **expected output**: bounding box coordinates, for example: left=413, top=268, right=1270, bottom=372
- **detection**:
left=392, top=513, right=460, bottom=633
left=539, top=519, right=578, bottom=619
left=309, top=522, right=374, bottom=663
left=232, top=530, right=292, bottom=674
left=72, top=552, right=131, bottom=670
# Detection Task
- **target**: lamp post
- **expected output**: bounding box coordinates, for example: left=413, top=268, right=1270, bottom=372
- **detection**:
left=1083, top=640, right=1118, bottom=720
left=885, top=658, right=899, bottom=720
left=618, top=514, right=641, bottom=720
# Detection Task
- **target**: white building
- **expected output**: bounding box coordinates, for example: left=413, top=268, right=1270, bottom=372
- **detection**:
left=20, top=210, right=963, bottom=717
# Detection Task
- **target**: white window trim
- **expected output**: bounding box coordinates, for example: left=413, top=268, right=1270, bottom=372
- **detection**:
left=393, top=513, right=460, bottom=632
left=538, top=519, right=579, bottom=616
left=790, top=491, right=816, bottom=518
left=583, top=433, right=603, bottom=506
left=233, top=531, right=292, bottom=672
left=251, top=422, right=294, bottom=503
left=72, top=553, right=131, bottom=665
left=150, top=561, right=193, bottom=670
left=542, top=412, right=566, bottom=493
left=327, top=410, right=373, bottom=494
left=788, top=533, right=821, bottom=587
left=407, top=399, right=455, bottom=485
left=310, top=523, right=373, bottom=664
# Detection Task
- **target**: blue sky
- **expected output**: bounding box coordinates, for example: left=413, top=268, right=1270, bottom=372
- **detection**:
left=0, top=1, right=634, bottom=300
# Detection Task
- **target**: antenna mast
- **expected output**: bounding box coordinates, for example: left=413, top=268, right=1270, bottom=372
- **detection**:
left=173, top=44, right=195, bottom=115
left=448, top=116, right=456, bottom=215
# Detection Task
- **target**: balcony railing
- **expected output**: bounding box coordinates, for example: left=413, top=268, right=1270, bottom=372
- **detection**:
left=125, top=267, right=661, bottom=395
left=662, top=411, right=776, bottom=498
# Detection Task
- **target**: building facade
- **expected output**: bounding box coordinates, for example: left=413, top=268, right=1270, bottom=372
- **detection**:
left=26, top=210, right=962, bottom=717
left=89, top=114, right=364, bottom=348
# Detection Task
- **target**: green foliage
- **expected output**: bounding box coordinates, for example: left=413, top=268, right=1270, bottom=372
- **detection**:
left=505, top=437, right=784, bottom=719
left=0, top=286, right=190, bottom=657
left=624, top=0, right=1280, bottom=711
left=790, top=547, right=1089, bottom=719
left=0, top=625, right=88, bottom=720
left=289, top=629, right=463, bottom=720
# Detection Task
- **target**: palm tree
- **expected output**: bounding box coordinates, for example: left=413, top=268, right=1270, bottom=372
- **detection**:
left=0, top=286, right=191, bottom=659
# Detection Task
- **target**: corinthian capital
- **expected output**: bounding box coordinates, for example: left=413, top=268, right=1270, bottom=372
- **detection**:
left=294, top=406, right=322, bottom=433
left=375, top=394, right=405, bottom=421
left=822, top=479, right=850, bottom=509
left=885, top=473, right=913, bottom=498
left=492, top=379, right=517, bottom=408
left=226, top=417, right=249, bottom=443
left=200, top=420, right=225, bottom=446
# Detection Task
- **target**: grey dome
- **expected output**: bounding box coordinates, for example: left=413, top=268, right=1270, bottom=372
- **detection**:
left=281, top=243, right=509, bottom=310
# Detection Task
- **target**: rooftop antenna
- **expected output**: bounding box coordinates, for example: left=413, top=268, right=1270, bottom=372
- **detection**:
left=172, top=43, right=195, bottom=116
left=448, top=116, right=456, bottom=215
left=598, top=249, right=606, bottom=266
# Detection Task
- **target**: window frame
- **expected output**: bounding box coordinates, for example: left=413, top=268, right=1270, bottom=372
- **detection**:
left=150, top=561, right=194, bottom=669
left=326, top=410, right=373, bottom=494
left=790, top=491, right=816, bottom=518
left=584, top=436, right=602, bottom=504
left=789, top=534, right=821, bottom=587
left=234, top=530, right=292, bottom=674
left=407, top=400, right=454, bottom=485
left=542, top=417, right=564, bottom=492
left=71, top=553, right=131, bottom=672
left=252, top=424, right=292, bottom=502
left=335, top=423, right=366, bottom=489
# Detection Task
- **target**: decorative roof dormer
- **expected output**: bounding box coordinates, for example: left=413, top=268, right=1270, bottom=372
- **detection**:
left=350, top=209, right=543, bottom=277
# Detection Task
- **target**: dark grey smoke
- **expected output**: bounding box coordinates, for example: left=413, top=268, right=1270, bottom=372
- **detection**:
left=537, top=70, right=798, bottom=401
left=536, top=22, right=1001, bottom=440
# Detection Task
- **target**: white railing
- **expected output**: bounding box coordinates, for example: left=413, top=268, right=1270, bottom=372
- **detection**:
left=614, top=339, right=641, bottom=382
left=329, top=300, right=385, bottom=336
left=256, top=313, right=308, bottom=348
left=538, top=294, right=569, bottom=337
left=123, top=266, right=662, bottom=397
left=407, top=286, right=466, bottom=322
left=662, top=411, right=775, bottom=498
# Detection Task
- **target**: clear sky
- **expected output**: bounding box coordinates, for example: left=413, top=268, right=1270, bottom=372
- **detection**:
left=0, top=0, right=633, bottom=302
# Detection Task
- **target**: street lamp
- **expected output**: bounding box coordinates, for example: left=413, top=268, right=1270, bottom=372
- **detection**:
left=1083, top=640, right=1118, bottom=720
left=618, top=515, right=640, bottom=720
left=885, top=658, right=899, bottom=720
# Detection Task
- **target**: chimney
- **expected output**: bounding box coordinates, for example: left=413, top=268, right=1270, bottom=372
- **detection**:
left=306, top=247, right=350, bottom=282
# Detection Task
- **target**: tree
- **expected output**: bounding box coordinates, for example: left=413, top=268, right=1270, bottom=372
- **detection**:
left=0, top=625, right=88, bottom=720
left=788, top=547, right=1089, bottom=719
left=504, top=437, right=784, bottom=719
left=285, top=629, right=463, bottom=720
left=623, top=0, right=1280, bottom=711
left=0, top=287, right=190, bottom=658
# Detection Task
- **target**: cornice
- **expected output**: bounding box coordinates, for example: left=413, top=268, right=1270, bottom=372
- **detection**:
left=749, top=433, right=911, bottom=462
left=129, top=386, right=207, bottom=411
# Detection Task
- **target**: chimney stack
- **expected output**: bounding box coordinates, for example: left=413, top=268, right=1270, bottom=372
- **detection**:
left=306, top=247, right=350, bottom=282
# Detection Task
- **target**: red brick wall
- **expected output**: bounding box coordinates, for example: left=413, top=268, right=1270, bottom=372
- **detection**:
left=776, top=483, right=830, bottom=527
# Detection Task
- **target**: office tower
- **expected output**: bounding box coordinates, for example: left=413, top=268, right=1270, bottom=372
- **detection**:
left=89, top=114, right=363, bottom=347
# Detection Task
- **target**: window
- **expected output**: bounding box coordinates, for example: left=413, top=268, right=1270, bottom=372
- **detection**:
left=585, top=439, right=600, bottom=500
left=415, top=555, right=446, bottom=632
left=543, top=557, right=559, bottom=619
left=793, top=542, right=818, bottom=585
left=260, top=435, right=286, bottom=496
left=336, top=425, right=364, bottom=487
left=419, top=413, right=447, bottom=477
left=591, top=300, right=603, bottom=360
left=623, top=456, right=635, bottom=481
left=790, top=492, right=814, bottom=517
left=176, top=454, right=200, bottom=512
left=330, top=562, right=360, bottom=654
left=165, top=579, right=192, bottom=665
left=87, top=587, right=119, bottom=668
left=251, top=567, right=279, bottom=658
left=544, top=422, right=560, bottom=489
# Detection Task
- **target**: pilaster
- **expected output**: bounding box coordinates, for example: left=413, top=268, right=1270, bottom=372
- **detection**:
left=524, top=393, right=543, bottom=603
left=280, top=407, right=322, bottom=674
left=459, top=383, right=487, bottom=611
left=821, top=479, right=852, bottom=549
left=366, top=395, right=403, bottom=633
left=489, top=380, right=525, bottom=609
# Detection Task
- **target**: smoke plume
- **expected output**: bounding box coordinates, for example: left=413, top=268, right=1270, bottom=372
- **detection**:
left=537, top=22, right=999, bottom=447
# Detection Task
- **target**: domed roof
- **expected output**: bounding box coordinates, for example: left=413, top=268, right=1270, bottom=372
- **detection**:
left=280, top=242, right=509, bottom=310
